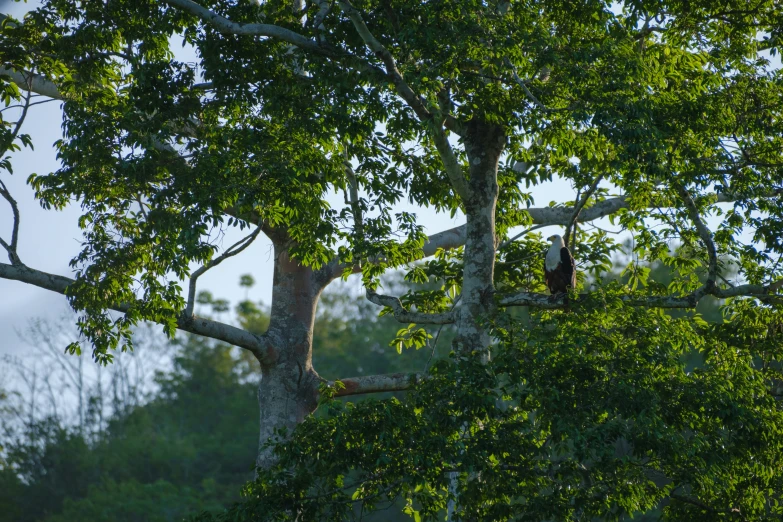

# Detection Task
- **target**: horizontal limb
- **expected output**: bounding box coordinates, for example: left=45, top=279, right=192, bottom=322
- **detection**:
left=500, top=281, right=783, bottom=309
left=0, top=262, right=273, bottom=361
left=161, top=0, right=322, bottom=51
left=329, top=372, right=423, bottom=397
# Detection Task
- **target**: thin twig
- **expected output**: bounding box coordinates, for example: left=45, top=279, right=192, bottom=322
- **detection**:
left=503, top=57, right=547, bottom=111
left=185, top=224, right=263, bottom=317
left=6, top=75, right=33, bottom=147
left=497, top=223, right=548, bottom=251
left=565, top=174, right=604, bottom=248
left=424, top=294, right=461, bottom=373
left=669, top=493, right=716, bottom=513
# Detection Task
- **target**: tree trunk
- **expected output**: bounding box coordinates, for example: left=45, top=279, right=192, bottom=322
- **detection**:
left=255, top=238, right=325, bottom=470
left=452, top=120, right=506, bottom=356
left=446, top=120, right=506, bottom=520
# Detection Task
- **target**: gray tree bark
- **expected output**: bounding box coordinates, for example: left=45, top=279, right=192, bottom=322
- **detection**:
left=452, top=120, right=506, bottom=357
left=254, top=234, right=327, bottom=469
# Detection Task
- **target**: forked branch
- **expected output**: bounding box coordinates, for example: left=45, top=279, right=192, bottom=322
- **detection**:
left=366, top=289, right=456, bottom=324
left=185, top=225, right=263, bottom=317
left=0, top=180, right=21, bottom=265
left=564, top=174, right=604, bottom=248
left=343, top=158, right=456, bottom=325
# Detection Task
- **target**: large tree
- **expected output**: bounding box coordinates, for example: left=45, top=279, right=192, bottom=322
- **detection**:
left=2, top=0, right=783, bottom=518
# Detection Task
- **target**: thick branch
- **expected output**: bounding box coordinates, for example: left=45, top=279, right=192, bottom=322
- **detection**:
left=500, top=280, right=783, bottom=309
left=430, top=122, right=470, bottom=200
left=330, top=372, right=422, bottom=397
left=0, top=262, right=271, bottom=359
left=311, top=0, right=331, bottom=43
left=335, top=1, right=426, bottom=120
left=675, top=184, right=719, bottom=293
left=366, top=289, right=456, bottom=324
left=521, top=188, right=781, bottom=228
left=161, top=0, right=322, bottom=51
left=336, top=0, right=462, bottom=136
left=324, top=188, right=782, bottom=282
left=0, top=67, right=62, bottom=100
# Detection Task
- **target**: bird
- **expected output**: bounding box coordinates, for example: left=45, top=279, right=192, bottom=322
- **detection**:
left=544, top=234, right=576, bottom=295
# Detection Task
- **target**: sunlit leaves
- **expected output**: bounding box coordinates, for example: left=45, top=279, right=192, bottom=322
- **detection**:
left=203, top=301, right=783, bottom=521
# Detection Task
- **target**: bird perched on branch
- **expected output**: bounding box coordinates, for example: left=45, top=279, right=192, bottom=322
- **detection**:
left=545, top=234, right=575, bottom=295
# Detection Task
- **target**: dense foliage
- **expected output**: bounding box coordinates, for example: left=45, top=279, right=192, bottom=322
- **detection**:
left=204, top=297, right=783, bottom=521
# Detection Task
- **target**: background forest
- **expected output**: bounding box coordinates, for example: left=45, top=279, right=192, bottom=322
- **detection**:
left=0, top=274, right=451, bottom=522
left=0, top=260, right=720, bottom=522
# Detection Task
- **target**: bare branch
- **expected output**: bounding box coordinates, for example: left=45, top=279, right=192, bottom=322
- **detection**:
left=0, top=67, right=62, bottom=100
left=330, top=372, right=423, bottom=397
left=0, top=236, right=19, bottom=265
left=185, top=225, right=263, bottom=317
left=0, top=182, right=20, bottom=265
left=675, top=184, right=719, bottom=294
left=161, top=0, right=322, bottom=51
left=366, top=289, right=456, bottom=324
left=564, top=174, right=604, bottom=248
left=0, top=262, right=271, bottom=359
left=503, top=57, right=548, bottom=112
left=0, top=88, right=33, bottom=265
left=336, top=0, right=463, bottom=135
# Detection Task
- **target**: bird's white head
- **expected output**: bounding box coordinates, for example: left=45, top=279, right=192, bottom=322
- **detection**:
left=547, top=234, right=565, bottom=247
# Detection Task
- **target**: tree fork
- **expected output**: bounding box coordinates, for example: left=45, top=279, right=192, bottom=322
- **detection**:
left=254, top=236, right=325, bottom=469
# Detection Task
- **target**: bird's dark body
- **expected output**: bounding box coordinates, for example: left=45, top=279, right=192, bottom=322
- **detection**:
left=544, top=247, right=575, bottom=294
